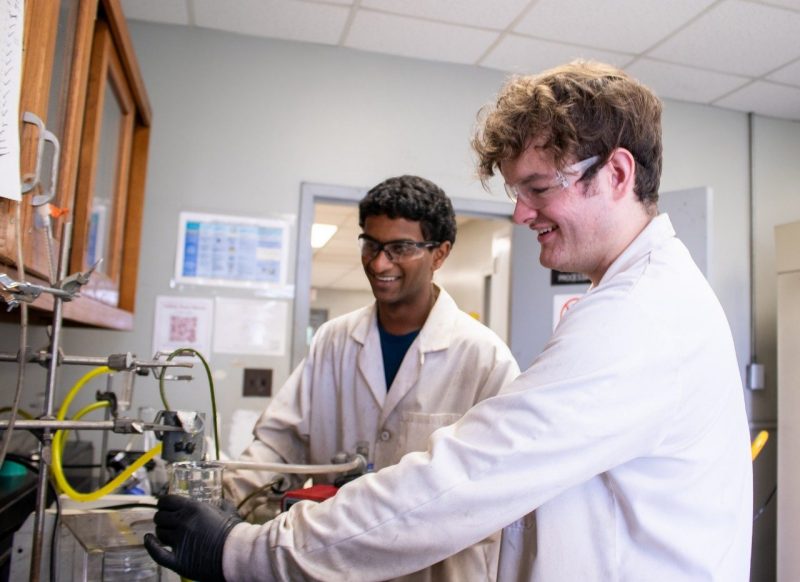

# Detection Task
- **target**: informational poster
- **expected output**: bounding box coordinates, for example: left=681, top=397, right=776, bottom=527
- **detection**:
left=213, top=297, right=287, bottom=356
left=174, top=211, right=290, bottom=290
left=0, top=0, right=23, bottom=201
left=152, top=295, right=214, bottom=360
left=552, top=293, right=583, bottom=330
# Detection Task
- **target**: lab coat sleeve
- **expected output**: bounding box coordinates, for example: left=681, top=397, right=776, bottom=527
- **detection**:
left=479, top=340, right=521, bottom=401
left=223, top=357, right=314, bottom=508
left=222, top=287, right=683, bottom=581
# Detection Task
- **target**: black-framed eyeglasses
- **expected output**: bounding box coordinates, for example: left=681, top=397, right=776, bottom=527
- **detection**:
left=358, top=234, right=441, bottom=263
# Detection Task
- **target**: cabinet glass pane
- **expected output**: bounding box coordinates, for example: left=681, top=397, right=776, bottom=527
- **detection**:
left=86, top=82, right=123, bottom=276
left=39, top=0, right=80, bottom=199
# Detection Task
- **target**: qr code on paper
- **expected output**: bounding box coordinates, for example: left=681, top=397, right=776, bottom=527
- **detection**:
left=169, top=315, right=197, bottom=343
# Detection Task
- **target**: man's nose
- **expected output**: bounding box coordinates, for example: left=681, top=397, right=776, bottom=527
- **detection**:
left=369, top=248, right=394, bottom=269
left=512, top=200, right=536, bottom=225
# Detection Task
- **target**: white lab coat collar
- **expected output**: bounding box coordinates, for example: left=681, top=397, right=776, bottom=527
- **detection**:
left=350, top=283, right=457, bottom=354
left=353, top=284, right=459, bottom=415
left=595, top=212, right=675, bottom=289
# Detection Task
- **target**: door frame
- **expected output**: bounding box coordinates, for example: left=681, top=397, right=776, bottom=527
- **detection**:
left=291, top=182, right=515, bottom=369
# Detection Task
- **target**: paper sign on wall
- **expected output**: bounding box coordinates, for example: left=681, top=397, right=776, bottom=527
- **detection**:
left=0, top=1, right=24, bottom=201
left=152, top=296, right=214, bottom=360
left=213, top=297, right=288, bottom=356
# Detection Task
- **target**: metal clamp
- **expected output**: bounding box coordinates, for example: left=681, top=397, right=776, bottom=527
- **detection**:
left=57, top=259, right=101, bottom=298
left=0, top=262, right=100, bottom=310
left=31, top=129, right=60, bottom=207
left=153, top=410, right=206, bottom=462
left=0, top=273, right=73, bottom=310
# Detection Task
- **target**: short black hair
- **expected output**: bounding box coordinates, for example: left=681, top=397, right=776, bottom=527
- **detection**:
left=358, top=175, right=457, bottom=244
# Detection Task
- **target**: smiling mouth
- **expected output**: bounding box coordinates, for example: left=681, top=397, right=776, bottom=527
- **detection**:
left=537, top=225, right=558, bottom=236
left=373, top=274, right=400, bottom=282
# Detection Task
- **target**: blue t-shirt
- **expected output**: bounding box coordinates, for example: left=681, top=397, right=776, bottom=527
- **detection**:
left=378, top=321, right=420, bottom=391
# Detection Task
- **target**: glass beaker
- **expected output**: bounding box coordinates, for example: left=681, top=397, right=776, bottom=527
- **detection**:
left=168, top=461, right=224, bottom=505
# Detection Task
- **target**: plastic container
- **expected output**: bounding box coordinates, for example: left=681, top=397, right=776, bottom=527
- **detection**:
left=59, top=508, right=161, bottom=581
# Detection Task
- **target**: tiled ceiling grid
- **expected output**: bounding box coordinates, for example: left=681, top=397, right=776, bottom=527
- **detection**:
left=122, top=0, right=800, bottom=120
left=120, top=0, right=800, bottom=289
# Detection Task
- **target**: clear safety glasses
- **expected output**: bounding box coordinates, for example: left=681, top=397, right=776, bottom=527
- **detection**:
left=358, top=234, right=441, bottom=263
left=504, top=155, right=600, bottom=208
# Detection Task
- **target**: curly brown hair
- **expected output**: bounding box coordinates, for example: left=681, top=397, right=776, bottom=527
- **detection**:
left=472, top=60, right=662, bottom=207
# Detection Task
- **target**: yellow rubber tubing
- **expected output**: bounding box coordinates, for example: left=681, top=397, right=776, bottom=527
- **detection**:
left=57, top=366, right=112, bottom=422
left=52, top=379, right=163, bottom=502
left=751, top=430, right=769, bottom=461
left=54, top=401, right=110, bottom=459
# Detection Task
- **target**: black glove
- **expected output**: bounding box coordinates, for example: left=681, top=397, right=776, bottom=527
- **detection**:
left=144, top=495, right=242, bottom=582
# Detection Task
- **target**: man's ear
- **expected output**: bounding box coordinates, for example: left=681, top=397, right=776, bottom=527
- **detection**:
left=606, top=148, right=636, bottom=200
left=432, top=240, right=452, bottom=270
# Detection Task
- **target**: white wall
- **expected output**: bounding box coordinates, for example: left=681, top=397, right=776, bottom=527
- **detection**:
left=2, top=21, right=800, bottom=580
left=311, top=288, right=373, bottom=321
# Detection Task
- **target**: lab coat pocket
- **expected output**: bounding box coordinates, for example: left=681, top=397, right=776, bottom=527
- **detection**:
left=400, top=412, right=461, bottom=453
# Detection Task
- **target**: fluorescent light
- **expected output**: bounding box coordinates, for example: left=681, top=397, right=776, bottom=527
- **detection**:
left=311, top=223, right=338, bottom=249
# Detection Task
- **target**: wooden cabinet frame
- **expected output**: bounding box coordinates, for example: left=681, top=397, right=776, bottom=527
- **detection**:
left=71, top=20, right=136, bottom=307
left=1, top=0, right=150, bottom=329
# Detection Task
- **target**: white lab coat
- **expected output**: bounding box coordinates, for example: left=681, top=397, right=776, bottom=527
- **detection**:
left=223, top=214, right=753, bottom=582
left=224, top=285, right=520, bottom=582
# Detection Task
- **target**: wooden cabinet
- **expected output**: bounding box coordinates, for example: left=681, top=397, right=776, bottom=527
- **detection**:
left=0, top=0, right=150, bottom=329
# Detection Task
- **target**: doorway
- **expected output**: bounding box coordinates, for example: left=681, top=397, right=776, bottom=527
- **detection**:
left=291, top=182, right=516, bottom=369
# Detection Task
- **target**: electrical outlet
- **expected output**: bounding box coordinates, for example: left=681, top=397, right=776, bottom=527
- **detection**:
left=243, top=368, right=272, bottom=397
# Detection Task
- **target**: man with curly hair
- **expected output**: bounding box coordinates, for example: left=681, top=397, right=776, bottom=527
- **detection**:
left=147, top=62, right=752, bottom=582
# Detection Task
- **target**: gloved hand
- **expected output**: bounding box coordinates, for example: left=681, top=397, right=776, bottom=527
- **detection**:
left=144, top=495, right=242, bottom=582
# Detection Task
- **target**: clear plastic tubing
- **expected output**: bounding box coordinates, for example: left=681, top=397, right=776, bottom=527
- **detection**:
left=218, top=457, right=363, bottom=475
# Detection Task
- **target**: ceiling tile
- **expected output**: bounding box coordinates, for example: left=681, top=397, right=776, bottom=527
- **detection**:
left=513, top=0, right=715, bottom=54
left=344, top=11, right=499, bottom=65
left=626, top=59, right=750, bottom=104
left=755, top=0, right=800, bottom=10
left=714, top=81, right=800, bottom=120
left=648, top=0, right=800, bottom=77
left=359, top=0, right=530, bottom=30
left=192, top=0, right=349, bottom=45
left=767, top=59, right=800, bottom=87
left=121, top=0, right=191, bottom=25
left=482, top=34, right=631, bottom=75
